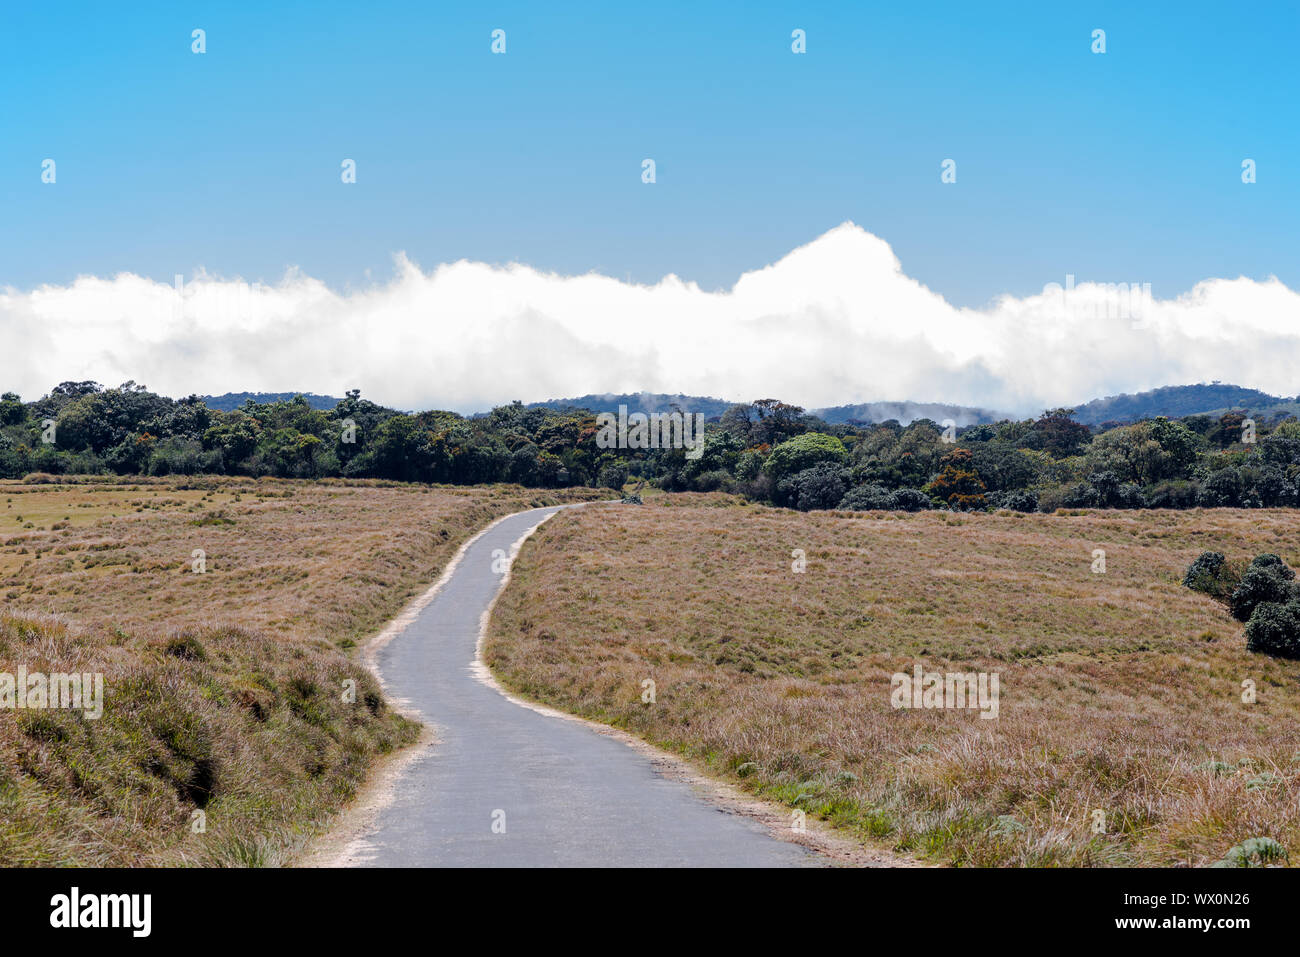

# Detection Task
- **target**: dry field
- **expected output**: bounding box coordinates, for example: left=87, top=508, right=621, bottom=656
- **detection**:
left=486, top=495, right=1300, bottom=866
left=0, top=475, right=602, bottom=866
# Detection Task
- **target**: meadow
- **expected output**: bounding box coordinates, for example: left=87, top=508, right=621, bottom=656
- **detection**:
left=0, top=475, right=602, bottom=866
left=486, top=494, right=1300, bottom=866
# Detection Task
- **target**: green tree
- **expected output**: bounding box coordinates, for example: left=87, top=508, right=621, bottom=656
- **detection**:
left=1028, top=408, right=1092, bottom=458
left=764, top=433, right=848, bottom=484
left=0, top=393, right=24, bottom=426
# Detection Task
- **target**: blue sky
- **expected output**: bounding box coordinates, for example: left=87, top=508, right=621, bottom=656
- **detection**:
left=3, top=0, right=1296, bottom=308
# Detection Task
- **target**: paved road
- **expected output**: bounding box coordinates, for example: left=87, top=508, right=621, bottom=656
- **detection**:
left=354, top=505, right=820, bottom=867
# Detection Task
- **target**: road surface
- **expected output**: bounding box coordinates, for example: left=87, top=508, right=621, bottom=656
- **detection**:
left=351, top=505, right=821, bottom=867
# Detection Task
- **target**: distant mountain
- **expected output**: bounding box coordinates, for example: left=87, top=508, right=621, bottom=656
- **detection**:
left=193, top=383, right=1300, bottom=428
left=200, top=391, right=344, bottom=412
left=520, top=393, right=1004, bottom=426
left=1071, top=384, right=1297, bottom=426
left=518, top=392, right=736, bottom=419
left=813, top=400, right=1007, bottom=427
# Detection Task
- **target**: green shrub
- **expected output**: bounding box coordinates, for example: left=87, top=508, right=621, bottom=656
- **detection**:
left=838, top=484, right=895, bottom=511
left=1244, top=600, right=1300, bottom=659
left=1248, top=553, right=1295, bottom=580
left=988, top=815, right=1026, bottom=838
left=596, top=463, right=629, bottom=490
left=1212, top=836, right=1287, bottom=868
left=1229, top=558, right=1297, bottom=622
left=1144, top=479, right=1201, bottom=509
left=689, top=469, right=732, bottom=492
left=779, top=463, right=848, bottom=511
left=990, top=489, right=1039, bottom=512
left=890, top=488, right=933, bottom=512
left=1245, top=772, right=1282, bottom=792
left=839, top=485, right=935, bottom=512
left=1182, top=551, right=1242, bottom=602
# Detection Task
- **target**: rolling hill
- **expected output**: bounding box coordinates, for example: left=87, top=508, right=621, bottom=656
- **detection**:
left=200, top=391, right=345, bottom=411
left=194, top=383, right=1300, bottom=428
left=1071, top=384, right=1298, bottom=425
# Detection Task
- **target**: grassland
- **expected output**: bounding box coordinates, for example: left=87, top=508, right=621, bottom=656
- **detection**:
left=486, top=494, right=1300, bottom=866
left=0, top=475, right=603, bottom=866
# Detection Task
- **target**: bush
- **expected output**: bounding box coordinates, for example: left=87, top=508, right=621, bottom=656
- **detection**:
left=1060, top=482, right=1097, bottom=508
left=737, top=473, right=773, bottom=503
left=1199, top=468, right=1245, bottom=508
left=148, top=437, right=217, bottom=476
left=1144, top=479, right=1201, bottom=509
left=1247, top=465, right=1295, bottom=507
left=988, top=489, right=1038, bottom=512
left=1229, top=557, right=1298, bottom=622
left=890, top=488, right=933, bottom=512
left=1182, top=551, right=1242, bottom=602
left=1245, top=600, right=1300, bottom=659
left=1033, top=484, right=1069, bottom=513
left=733, top=450, right=764, bottom=482
left=1058, top=471, right=1146, bottom=509
left=1248, top=553, right=1295, bottom=580
left=838, top=484, right=895, bottom=511
left=689, top=469, right=732, bottom=493
left=1088, top=470, right=1121, bottom=505
left=838, top=484, right=934, bottom=512
left=778, top=463, right=848, bottom=511
left=1212, top=836, right=1288, bottom=868
left=596, top=462, right=629, bottom=490
left=1115, top=482, right=1146, bottom=508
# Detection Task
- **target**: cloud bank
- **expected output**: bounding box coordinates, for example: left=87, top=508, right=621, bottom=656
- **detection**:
left=2, top=222, right=1297, bottom=415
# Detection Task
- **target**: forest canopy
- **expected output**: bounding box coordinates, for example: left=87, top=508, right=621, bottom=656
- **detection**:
left=4, top=381, right=1299, bottom=512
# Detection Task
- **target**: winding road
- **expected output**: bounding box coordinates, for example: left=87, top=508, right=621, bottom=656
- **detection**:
left=342, top=504, right=821, bottom=867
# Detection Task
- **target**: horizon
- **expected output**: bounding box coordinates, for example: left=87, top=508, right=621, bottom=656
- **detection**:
left=11, top=379, right=1293, bottom=424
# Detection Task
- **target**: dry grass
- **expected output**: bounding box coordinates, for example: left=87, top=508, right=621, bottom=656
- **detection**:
left=0, top=475, right=603, bottom=866
left=486, top=495, right=1300, bottom=867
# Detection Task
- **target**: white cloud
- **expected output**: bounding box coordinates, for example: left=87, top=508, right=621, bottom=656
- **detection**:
left=2, top=222, right=1297, bottom=415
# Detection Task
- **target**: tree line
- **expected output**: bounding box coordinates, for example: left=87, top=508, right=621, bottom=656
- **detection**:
left=4, top=382, right=1299, bottom=511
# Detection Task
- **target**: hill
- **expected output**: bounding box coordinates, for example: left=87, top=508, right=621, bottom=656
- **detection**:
left=520, top=393, right=1004, bottom=426
left=518, top=392, right=736, bottom=419
left=200, top=391, right=344, bottom=411
left=814, top=400, right=1007, bottom=427
left=1072, top=384, right=1295, bottom=425
left=190, top=383, right=1300, bottom=428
